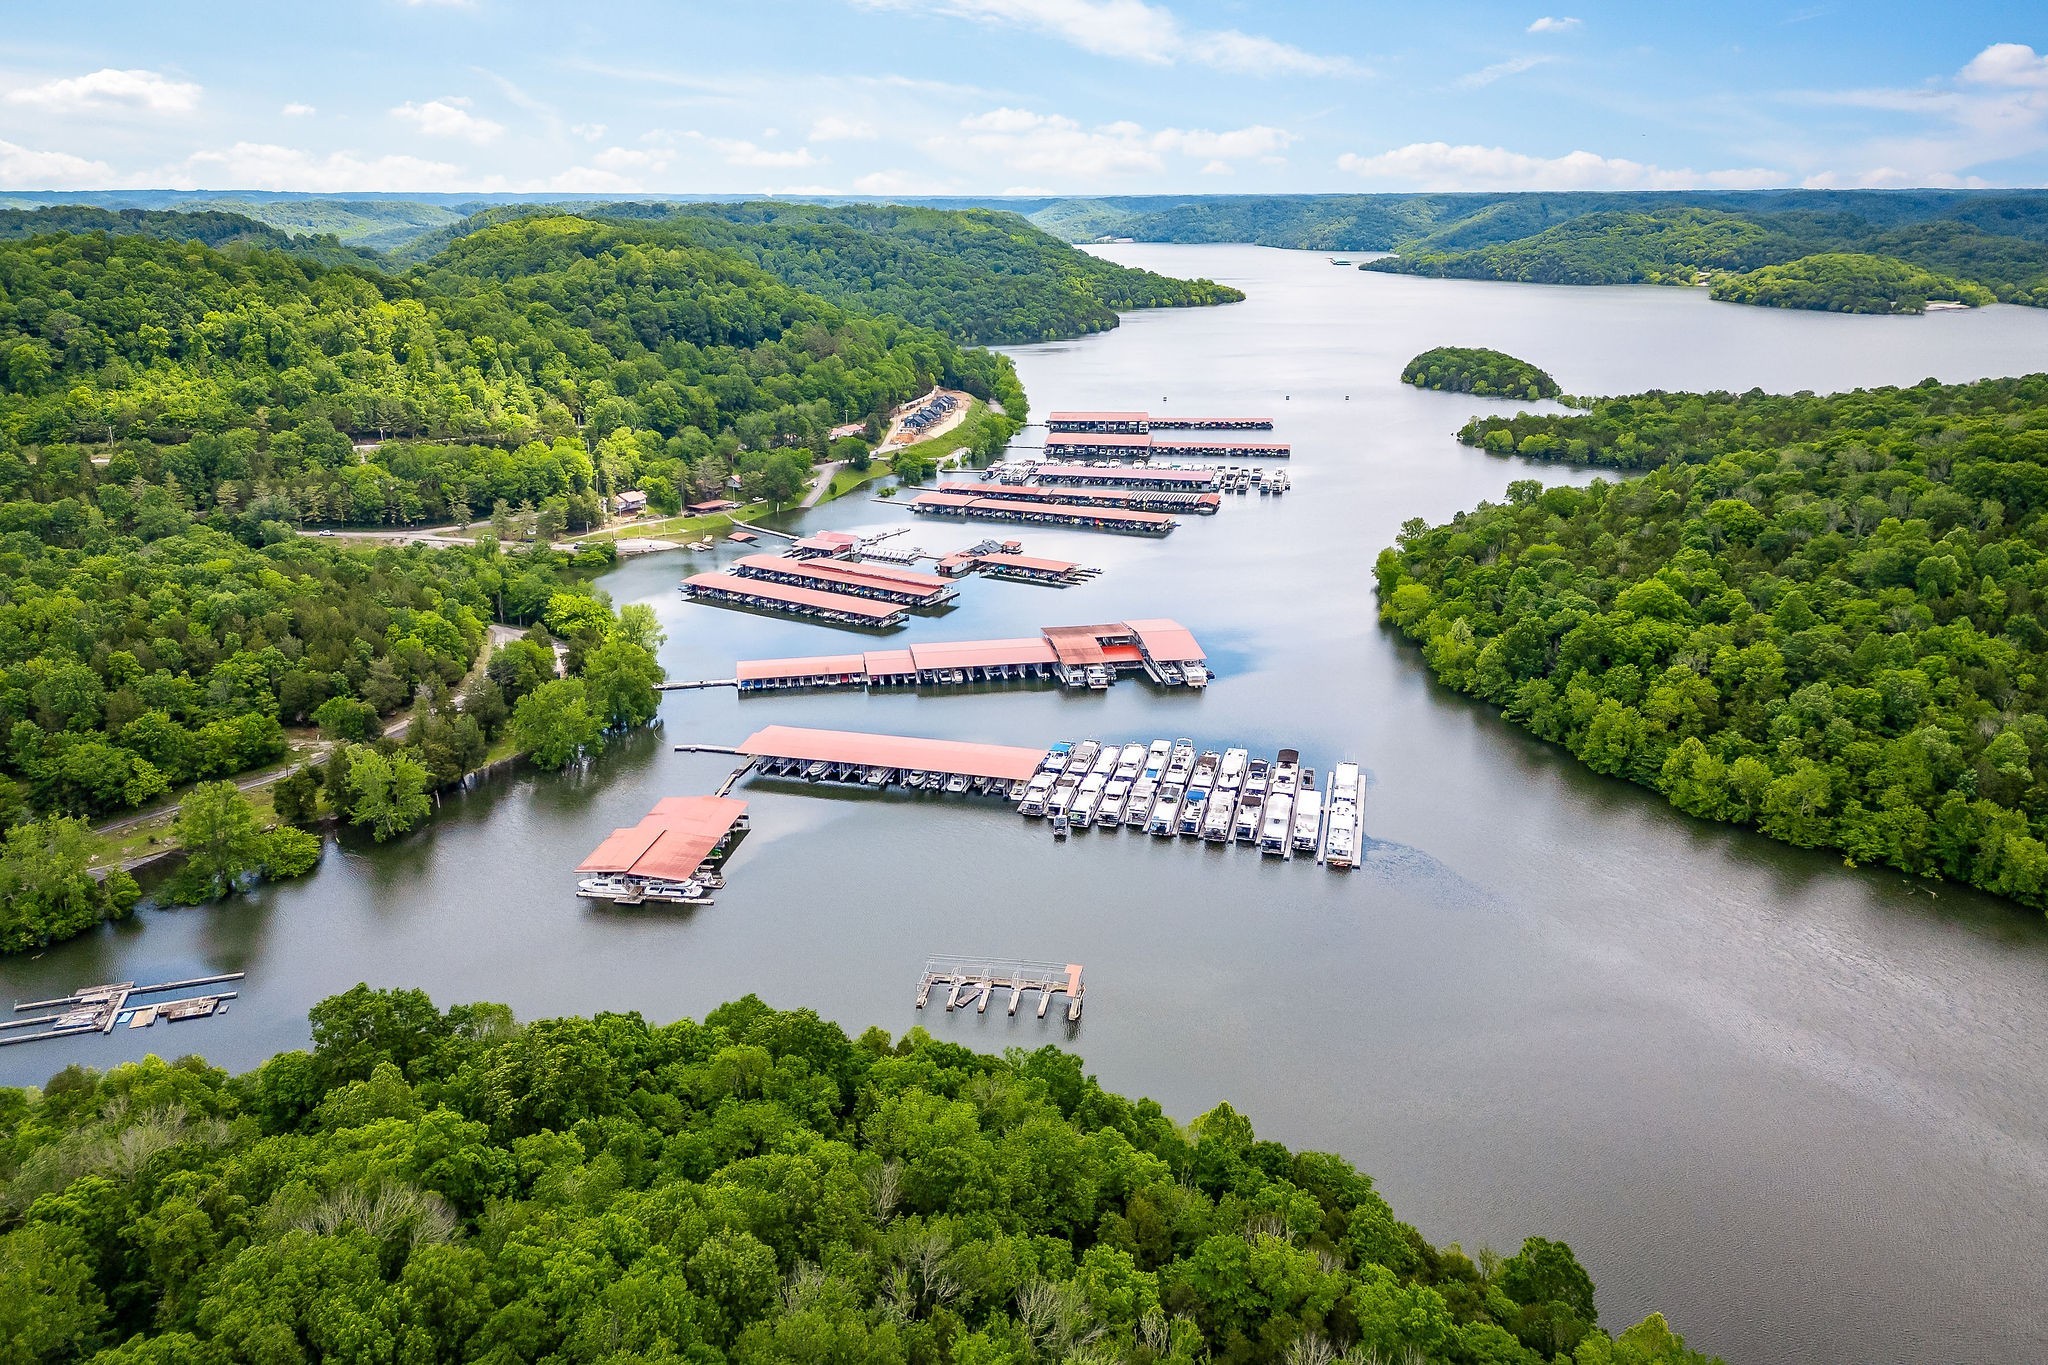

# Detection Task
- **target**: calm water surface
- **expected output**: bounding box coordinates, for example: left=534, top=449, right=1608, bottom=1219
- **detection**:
left=9, top=248, right=2048, bottom=1365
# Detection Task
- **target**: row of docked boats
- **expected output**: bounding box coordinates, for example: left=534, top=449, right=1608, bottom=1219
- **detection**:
left=755, top=753, right=1017, bottom=797
left=1014, top=738, right=1362, bottom=866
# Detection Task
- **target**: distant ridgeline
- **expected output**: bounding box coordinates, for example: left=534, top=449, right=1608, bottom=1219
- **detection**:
left=1381, top=375, right=2048, bottom=916
left=0, top=987, right=1719, bottom=1365
left=1402, top=347, right=1560, bottom=401
left=1013, top=191, right=2048, bottom=314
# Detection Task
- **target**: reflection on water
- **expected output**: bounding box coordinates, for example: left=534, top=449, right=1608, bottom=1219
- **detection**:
left=7, top=248, right=2048, bottom=1365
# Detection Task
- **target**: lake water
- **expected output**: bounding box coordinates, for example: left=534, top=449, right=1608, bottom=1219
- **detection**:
left=9, top=247, right=2048, bottom=1364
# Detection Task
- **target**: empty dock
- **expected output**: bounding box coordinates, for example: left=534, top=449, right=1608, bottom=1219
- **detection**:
left=916, top=957, right=1084, bottom=1022
left=6, top=972, right=245, bottom=1047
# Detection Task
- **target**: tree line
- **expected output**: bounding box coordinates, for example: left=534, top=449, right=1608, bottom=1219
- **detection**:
left=1382, top=375, right=2048, bottom=914
left=1707, top=253, right=1993, bottom=314
left=0, top=988, right=1716, bottom=1365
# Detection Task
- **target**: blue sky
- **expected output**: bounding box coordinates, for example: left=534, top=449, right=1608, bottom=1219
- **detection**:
left=2, top=0, right=2045, bottom=195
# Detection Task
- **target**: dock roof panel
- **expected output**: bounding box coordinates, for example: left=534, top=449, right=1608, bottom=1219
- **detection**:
left=1043, top=432, right=1153, bottom=448
left=974, top=498, right=1174, bottom=526
left=910, top=492, right=980, bottom=509
left=683, top=572, right=904, bottom=620
left=1047, top=411, right=1150, bottom=422
left=578, top=796, right=748, bottom=880
left=975, top=552, right=1078, bottom=573
left=735, top=554, right=950, bottom=600
left=735, top=654, right=868, bottom=682
left=863, top=649, right=917, bottom=675
left=1126, top=617, right=1207, bottom=663
left=1038, top=464, right=1216, bottom=485
left=737, top=725, right=1044, bottom=781
left=910, top=637, right=1058, bottom=669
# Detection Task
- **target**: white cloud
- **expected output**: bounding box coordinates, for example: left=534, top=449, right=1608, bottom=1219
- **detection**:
left=169, top=142, right=463, bottom=192
left=1959, top=42, right=2048, bottom=88
left=6, top=68, right=201, bottom=115
left=569, top=121, right=607, bottom=141
left=686, top=133, right=819, bottom=168
left=281, top=102, right=316, bottom=117
left=944, top=107, right=1293, bottom=181
left=853, top=169, right=955, bottom=195
left=854, top=0, right=1355, bottom=75
left=1337, top=141, right=1784, bottom=190
left=1457, top=55, right=1554, bottom=88
left=0, top=138, right=116, bottom=188
left=1786, top=43, right=2048, bottom=187
left=810, top=114, right=878, bottom=141
left=1200, top=159, right=1231, bottom=175
left=391, top=97, right=504, bottom=143
left=399, top=0, right=476, bottom=7
left=1527, top=16, right=1581, bottom=33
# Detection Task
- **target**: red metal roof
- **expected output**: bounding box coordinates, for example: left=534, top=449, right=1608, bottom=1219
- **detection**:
left=863, top=649, right=917, bottom=675
left=944, top=483, right=1136, bottom=506
left=1041, top=624, right=1128, bottom=666
left=1043, top=432, right=1152, bottom=448
left=683, top=572, right=904, bottom=620
left=910, top=492, right=979, bottom=508
left=1150, top=440, right=1290, bottom=453
left=577, top=795, right=747, bottom=881
left=1039, top=464, right=1216, bottom=485
left=735, top=554, right=949, bottom=600
left=975, top=552, right=1078, bottom=573
left=974, top=498, right=1173, bottom=526
left=910, top=637, right=1057, bottom=670
left=1126, top=617, right=1206, bottom=663
left=735, top=654, right=867, bottom=682
left=737, top=725, right=1044, bottom=781
left=688, top=499, right=739, bottom=512
left=1047, top=411, right=1150, bottom=422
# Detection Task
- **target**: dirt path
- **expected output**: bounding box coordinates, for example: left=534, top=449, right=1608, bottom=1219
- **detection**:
left=801, top=460, right=848, bottom=508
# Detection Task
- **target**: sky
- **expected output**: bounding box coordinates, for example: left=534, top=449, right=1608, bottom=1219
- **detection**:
left=1, top=0, right=2045, bottom=197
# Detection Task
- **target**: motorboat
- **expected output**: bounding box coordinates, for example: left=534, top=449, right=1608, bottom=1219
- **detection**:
left=1244, top=757, right=1270, bottom=799
left=1114, top=742, right=1146, bottom=781
left=1183, top=664, right=1209, bottom=688
left=865, top=766, right=891, bottom=786
left=1070, top=739, right=1102, bottom=771
left=944, top=773, right=969, bottom=794
left=1293, top=770, right=1321, bottom=851
left=1124, top=777, right=1157, bottom=827
left=1332, top=762, right=1362, bottom=810
left=804, top=760, right=829, bottom=780
left=1147, top=781, right=1184, bottom=835
left=1158, top=663, right=1183, bottom=685
left=1091, top=745, right=1120, bottom=777
left=1052, top=809, right=1069, bottom=839
left=1039, top=742, right=1072, bottom=774
left=1217, top=748, right=1248, bottom=792
left=578, top=874, right=710, bottom=905
left=1143, top=739, right=1172, bottom=780
left=1009, top=779, right=1031, bottom=801
left=1233, top=792, right=1263, bottom=844
left=1326, top=809, right=1358, bottom=868
left=1166, top=738, right=1197, bottom=782
left=1047, top=777, right=1080, bottom=822
left=1072, top=773, right=1107, bottom=828
left=1018, top=773, right=1055, bottom=816
left=1190, top=750, right=1220, bottom=791
left=1271, top=749, right=1300, bottom=796
left=906, top=769, right=928, bottom=786
left=1085, top=664, right=1112, bottom=690
left=1260, top=794, right=1293, bottom=855
left=1201, top=791, right=1235, bottom=841
left=1177, top=789, right=1208, bottom=837
left=1098, top=778, right=1130, bottom=825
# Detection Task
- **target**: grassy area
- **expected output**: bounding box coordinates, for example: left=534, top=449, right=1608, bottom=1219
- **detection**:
left=87, top=779, right=288, bottom=872
left=570, top=501, right=778, bottom=546
left=882, top=398, right=1003, bottom=470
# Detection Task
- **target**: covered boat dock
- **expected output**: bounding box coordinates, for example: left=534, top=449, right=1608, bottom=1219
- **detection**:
left=733, top=619, right=1207, bottom=692
left=681, top=572, right=908, bottom=627
left=938, top=481, right=1218, bottom=515
left=736, top=724, right=1046, bottom=785
left=909, top=492, right=1176, bottom=535
left=578, top=795, right=750, bottom=886
left=731, top=553, right=957, bottom=607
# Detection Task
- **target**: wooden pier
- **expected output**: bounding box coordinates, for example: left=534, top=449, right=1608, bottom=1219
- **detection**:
left=5, top=973, right=245, bottom=1047
left=915, top=957, right=1083, bottom=1022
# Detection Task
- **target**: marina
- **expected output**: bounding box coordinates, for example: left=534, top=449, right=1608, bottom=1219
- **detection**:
left=575, top=795, right=750, bottom=905
left=1040, top=432, right=1291, bottom=459
left=915, top=957, right=1084, bottom=1023
left=1046, top=411, right=1274, bottom=432
left=940, top=480, right=1221, bottom=514
left=5, top=973, right=245, bottom=1047
left=907, top=491, right=1178, bottom=535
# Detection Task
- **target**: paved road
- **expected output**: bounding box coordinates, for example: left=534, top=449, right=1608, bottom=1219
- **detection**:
left=801, top=461, right=848, bottom=508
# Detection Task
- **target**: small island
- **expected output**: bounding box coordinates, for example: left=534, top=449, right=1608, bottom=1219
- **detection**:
left=1709, top=252, right=1995, bottom=314
left=1401, top=346, right=1561, bottom=401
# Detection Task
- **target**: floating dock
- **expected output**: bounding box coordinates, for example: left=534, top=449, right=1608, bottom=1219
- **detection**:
left=1047, top=411, right=1273, bottom=432
left=576, top=795, right=749, bottom=904
left=680, top=572, right=908, bottom=627
left=939, top=481, right=1219, bottom=515
left=730, top=553, right=958, bottom=607
left=733, top=725, right=1046, bottom=786
left=732, top=619, right=1207, bottom=692
left=917, top=957, right=1083, bottom=1022
left=1041, top=433, right=1290, bottom=460
left=1030, top=464, right=1221, bottom=492
left=908, top=492, right=1177, bottom=535
left=6, top=973, right=245, bottom=1047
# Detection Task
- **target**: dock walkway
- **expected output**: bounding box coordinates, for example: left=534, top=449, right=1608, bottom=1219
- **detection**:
left=916, top=957, right=1083, bottom=1022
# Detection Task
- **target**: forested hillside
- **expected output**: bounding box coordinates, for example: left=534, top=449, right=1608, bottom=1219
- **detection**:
left=405, top=201, right=1243, bottom=344
left=1364, top=209, right=1791, bottom=286
left=1709, top=253, right=1993, bottom=313
left=1381, top=376, right=2048, bottom=913
left=0, top=206, right=384, bottom=270
left=1401, top=347, right=1560, bottom=400
left=0, top=989, right=1714, bottom=1365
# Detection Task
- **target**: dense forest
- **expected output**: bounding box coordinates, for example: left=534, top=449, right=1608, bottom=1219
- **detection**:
left=402, top=201, right=1243, bottom=346
left=1401, top=347, right=1562, bottom=401
left=1382, top=376, right=2048, bottom=913
left=1708, top=253, right=1993, bottom=313
left=0, top=206, right=383, bottom=271
left=1359, top=205, right=2048, bottom=310
left=0, top=989, right=1714, bottom=1365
